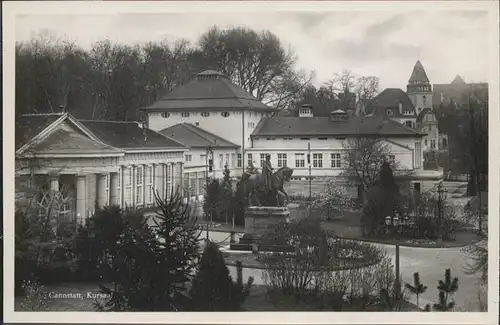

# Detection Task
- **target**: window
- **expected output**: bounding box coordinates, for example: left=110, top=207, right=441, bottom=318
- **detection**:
left=225, top=153, right=230, bottom=167
left=318, top=137, right=328, bottom=140
left=231, top=153, right=236, bottom=167
left=185, top=154, right=192, bottom=162
left=313, top=153, right=323, bottom=168
left=405, top=121, right=413, bottom=128
left=386, top=109, right=393, bottom=116
left=423, top=96, right=427, bottom=106
left=147, top=166, right=153, bottom=204
left=190, top=177, right=197, bottom=196
left=428, top=125, right=433, bottom=131
left=125, top=167, right=132, bottom=205
left=266, top=137, right=276, bottom=141
left=247, top=153, right=253, bottom=165
left=221, top=112, right=230, bottom=117
left=295, top=153, right=305, bottom=168
left=183, top=173, right=190, bottom=197
left=181, top=112, right=190, bottom=118
left=388, top=155, right=395, bottom=167
left=161, top=112, right=170, bottom=118
left=430, top=139, right=436, bottom=149
left=277, top=153, right=287, bottom=168
left=260, top=154, right=266, bottom=167
left=136, top=166, right=143, bottom=206
left=415, top=141, right=422, bottom=168
left=248, top=122, right=255, bottom=129
left=299, top=137, right=310, bottom=140
left=219, top=154, right=223, bottom=169
left=201, top=112, right=210, bottom=117
left=198, top=173, right=206, bottom=195
left=283, top=137, right=293, bottom=140
left=331, top=153, right=341, bottom=168
left=237, top=153, right=242, bottom=167
left=425, top=139, right=428, bottom=146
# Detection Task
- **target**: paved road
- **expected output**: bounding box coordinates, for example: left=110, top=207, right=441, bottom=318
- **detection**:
left=205, top=231, right=485, bottom=311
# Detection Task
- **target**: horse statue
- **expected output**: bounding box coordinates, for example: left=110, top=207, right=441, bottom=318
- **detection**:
left=238, top=166, right=294, bottom=207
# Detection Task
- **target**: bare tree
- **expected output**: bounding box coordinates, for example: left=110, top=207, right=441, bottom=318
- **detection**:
left=197, top=26, right=313, bottom=109
left=342, top=138, right=397, bottom=190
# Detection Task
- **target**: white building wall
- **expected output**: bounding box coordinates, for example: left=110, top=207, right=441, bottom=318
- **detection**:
left=248, top=136, right=421, bottom=178
left=147, top=110, right=268, bottom=150
left=408, top=91, right=433, bottom=114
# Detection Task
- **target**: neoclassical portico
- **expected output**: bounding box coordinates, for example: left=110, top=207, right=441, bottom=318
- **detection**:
left=15, top=112, right=188, bottom=224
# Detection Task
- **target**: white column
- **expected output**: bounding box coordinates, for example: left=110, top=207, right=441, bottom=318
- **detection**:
left=49, top=174, right=59, bottom=193
left=109, top=172, right=119, bottom=206
left=120, top=166, right=125, bottom=207
left=96, top=173, right=108, bottom=208
left=76, top=174, right=86, bottom=224
left=178, top=162, right=184, bottom=197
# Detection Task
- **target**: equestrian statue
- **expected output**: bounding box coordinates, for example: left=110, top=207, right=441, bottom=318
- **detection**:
left=237, top=154, right=294, bottom=207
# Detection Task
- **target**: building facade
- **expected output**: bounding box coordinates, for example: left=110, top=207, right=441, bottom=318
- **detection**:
left=141, top=70, right=278, bottom=174
left=15, top=113, right=187, bottom=224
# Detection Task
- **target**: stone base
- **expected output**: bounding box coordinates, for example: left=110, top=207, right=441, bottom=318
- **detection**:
left=229, top=206, right=291, bottom=251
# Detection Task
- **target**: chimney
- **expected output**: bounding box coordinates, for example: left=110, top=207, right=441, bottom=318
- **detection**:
left=299, top=104, right=313, bottom=118
left=398, top=101, right=403, bottom=115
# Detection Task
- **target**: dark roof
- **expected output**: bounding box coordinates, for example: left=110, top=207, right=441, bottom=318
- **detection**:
left=451, top=75, right=466, bottom=84
left=365, top=88, right=417, bottom=117
left=159, top=123, right=239, bottom=148
left=409, top=60, right=429, bottom=83
left=251, top=116, right=424, bottom=137
left=33, top=128, right=122, bottom=154
left=79, top=120, right=186, bottom=150
left=142, top=70, right=277, bottom=113
left=16, top=113, right=64, bottom=150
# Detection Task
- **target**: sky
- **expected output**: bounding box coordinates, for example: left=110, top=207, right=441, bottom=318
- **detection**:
left=15, top=10, right=491, bottom=90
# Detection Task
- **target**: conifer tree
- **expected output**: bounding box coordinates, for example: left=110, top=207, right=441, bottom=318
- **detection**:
left=405, top=272, right=427, bottom=310
left=433, top=268, right=459, bottom=311
left=189, top=242, right=252, bottom=311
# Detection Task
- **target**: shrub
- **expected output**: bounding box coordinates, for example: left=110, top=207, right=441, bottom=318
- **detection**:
left=95, top=189, right=201, bottom=311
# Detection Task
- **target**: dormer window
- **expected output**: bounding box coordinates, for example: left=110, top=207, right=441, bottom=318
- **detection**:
left=221, top=112, right=230, bottom=118
left=161, top=112, right=170, bottom=118
left=299, top=104, right=313, bottom=117
left=201, top=112, right=210, bottom=117
left=386, top=109, right=393, bottom=116
left=181, top=112, right=190, bottom=118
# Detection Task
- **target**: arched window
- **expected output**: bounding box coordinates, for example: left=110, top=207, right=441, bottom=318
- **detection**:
left=201, top=112, right=210, bottom=117
left=161, top=112, right=170, bottom=118
left=221, top=112, right=230, bottom=117
left=181, top=112, right=190, bottom=118
left=386, top=109, right=393, bottom=116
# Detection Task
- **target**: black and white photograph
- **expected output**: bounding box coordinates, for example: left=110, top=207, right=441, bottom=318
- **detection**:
left=3, top=1, right=499, bottom=324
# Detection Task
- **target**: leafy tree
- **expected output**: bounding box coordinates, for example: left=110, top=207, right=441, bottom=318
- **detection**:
left=405, top=272, right=428, bottom=310
left=95, top=189, right=200, bottom=311
left=189, top=242, right=253, bottom=311
left=312, top=180, right=354, bottom=220
left=433, top=268, right=459, bottom=311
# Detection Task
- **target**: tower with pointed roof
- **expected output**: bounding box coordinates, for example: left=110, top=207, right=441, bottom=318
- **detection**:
left=407, top=60, right=433, bottom=114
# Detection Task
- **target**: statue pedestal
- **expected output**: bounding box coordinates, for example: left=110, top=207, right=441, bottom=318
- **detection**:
left=230, top=206, right=291, bottom=251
